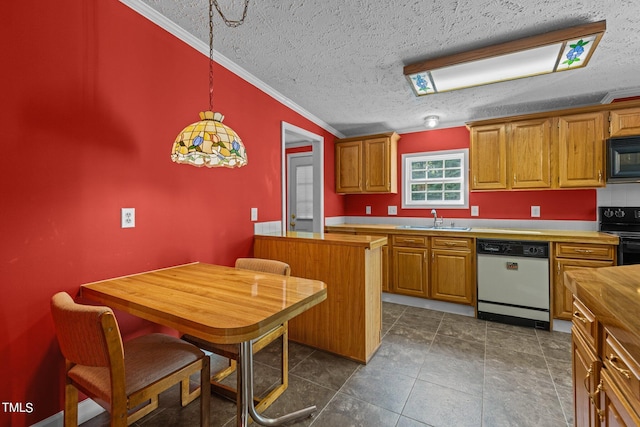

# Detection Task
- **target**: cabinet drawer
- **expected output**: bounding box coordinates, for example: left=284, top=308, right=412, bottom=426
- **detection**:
left=572, top=297, right=597, bottom=348
left=392, top=235, right=428, bottom=248
left=604, top=328, right=640, bottom=404
left=431, top=237, right=472, bottom=250
left=555, top=243, right=615, bottom=260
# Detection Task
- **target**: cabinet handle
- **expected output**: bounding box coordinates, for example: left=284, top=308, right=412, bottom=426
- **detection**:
left=607, top=354, right=631, bottom=379
left=445, top=242, right=456, bottom=246
left=596, top=380, right=605, bottom=422
left=473, top=176, right=477, bottom=186
left=598, top=170, right=602, bottom=183
left=583, top=366, right=592, bottom=393
left=557, top=261, right=561, bottom=274
left=574, top=249, right=593, bottom=254
left=573, top=311, right=587, bottom=324
left=513, top=174, right=517, bottom=184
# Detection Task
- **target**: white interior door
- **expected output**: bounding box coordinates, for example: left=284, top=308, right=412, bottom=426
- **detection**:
left=288, top=154, right=314, bottom=232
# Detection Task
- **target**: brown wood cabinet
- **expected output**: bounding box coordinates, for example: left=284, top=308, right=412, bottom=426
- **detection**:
left=470, top=124, right=507, bottom=190
left=557, top=112, right=606, bottom=188
left=391, top=234, right=429, bottom=298
left=335, top=132, right=399, bottom=194
left=570, top=296, right=640, bottom=426
left=552, top=242, right=616, bottom=320
left=510, top=118, right=553, bottom=189
left=609, top=107, right=640, bottom=137
left=430, top=236, right=474, bottom=305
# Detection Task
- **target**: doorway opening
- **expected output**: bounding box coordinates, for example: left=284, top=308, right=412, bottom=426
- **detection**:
left=281, top=122, right=324, bottom=233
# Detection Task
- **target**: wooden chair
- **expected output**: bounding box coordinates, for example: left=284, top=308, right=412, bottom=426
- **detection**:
left=182, top=257, right=290, bottom=413
left=50, top=292, right=210, bottom=427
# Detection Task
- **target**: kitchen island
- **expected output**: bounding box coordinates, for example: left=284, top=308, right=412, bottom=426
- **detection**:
left=565, top=265, right=640, bottom=425
left=254, top=231, right=386, bottom=363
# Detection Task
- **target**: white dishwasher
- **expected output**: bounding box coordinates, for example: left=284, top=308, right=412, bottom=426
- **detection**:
left=476, top=239, right=550, bottom=330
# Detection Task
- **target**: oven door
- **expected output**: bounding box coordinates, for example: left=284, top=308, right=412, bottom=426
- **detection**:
left=619, top=237, right=640, bottom=265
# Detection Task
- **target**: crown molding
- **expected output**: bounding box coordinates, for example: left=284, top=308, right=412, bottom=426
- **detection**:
left=601, top=88, right=640, bottom=104
left=118, top=0, right=344, bottom=138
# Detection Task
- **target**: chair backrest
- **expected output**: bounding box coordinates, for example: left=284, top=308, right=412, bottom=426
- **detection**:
left=235, top=258, right=291, bottom=276
left=50, top=292, right=124, bottom=368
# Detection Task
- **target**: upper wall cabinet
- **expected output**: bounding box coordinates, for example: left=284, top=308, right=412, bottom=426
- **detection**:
left=470, top=124, right=507, bottom=190
left=609, top=107, right=640, bottom=137
left=557, top=112, right=606, bottom=188
left=335, top=132, right=399, bottom=194
left=467, top=101, right=633, bottom=190
left=470, top=119, right=552, bottom=190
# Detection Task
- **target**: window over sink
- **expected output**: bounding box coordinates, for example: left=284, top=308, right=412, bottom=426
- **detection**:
left=402, top=149, right=468, bottom=208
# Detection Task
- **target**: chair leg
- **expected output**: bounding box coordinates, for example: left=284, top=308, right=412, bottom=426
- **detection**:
left=200, top=357, right=210, bottom=427
left=64, top=382, right=78, bottom=427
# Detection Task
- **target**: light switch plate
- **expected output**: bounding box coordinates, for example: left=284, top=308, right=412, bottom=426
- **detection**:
left=531, top=206, right=541, bottom=217
left=471, top=206, right=479, bottom=217
left=388, top=206, right=397, bottom=215
left=251, top=207, right=258, bottom=221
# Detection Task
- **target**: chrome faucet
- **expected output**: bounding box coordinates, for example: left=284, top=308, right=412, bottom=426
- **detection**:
left=431, top=209, right=443, bottom=228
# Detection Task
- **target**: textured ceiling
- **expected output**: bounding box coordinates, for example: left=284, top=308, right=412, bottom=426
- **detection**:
left=137, top=0, right=640, bottom=137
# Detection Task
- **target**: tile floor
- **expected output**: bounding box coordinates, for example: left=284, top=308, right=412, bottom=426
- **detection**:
left=82, top=302, right=573, bottom=427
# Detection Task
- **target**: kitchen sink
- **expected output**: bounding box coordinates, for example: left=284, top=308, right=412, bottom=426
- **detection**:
left=396, top=225, right=471, bottom=231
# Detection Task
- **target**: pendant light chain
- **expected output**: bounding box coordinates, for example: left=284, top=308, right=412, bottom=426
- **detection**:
left=212, top=0, right=250, bottom=28
left=209, top=0, right=250, bottom=111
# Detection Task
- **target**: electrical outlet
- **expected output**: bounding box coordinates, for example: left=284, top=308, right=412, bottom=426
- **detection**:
left=531, top=206, right=541, bottom=218
left=121, top=208, right=135, bottom=228
left=366, top=206, right=371, bottom=215
left=471, top=206, right=479, bottom=217
left=251, top=207, right=258, bottom=221
left=388, top=206, right=397, bottom=215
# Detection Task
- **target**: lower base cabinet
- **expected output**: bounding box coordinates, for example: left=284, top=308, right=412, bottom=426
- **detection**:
left=430, top=237, right=474, bottom=305
left=571, top=295, right=640, bottom=426
left=572, top=327, right=600, bottom=427
left=392, top=246, right=428, bottom=297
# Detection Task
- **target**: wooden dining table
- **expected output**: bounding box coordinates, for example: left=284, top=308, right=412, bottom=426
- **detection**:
left=79, top=261, right=327, bottom=427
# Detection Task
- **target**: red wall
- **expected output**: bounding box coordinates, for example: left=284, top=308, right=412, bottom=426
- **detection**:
left=0, top=1, right=341, bottom=425
left=344, top=127, right=597, bottom=221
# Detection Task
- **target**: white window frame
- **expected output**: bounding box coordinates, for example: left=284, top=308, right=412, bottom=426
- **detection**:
left=402, top=149, right=469, bottom=209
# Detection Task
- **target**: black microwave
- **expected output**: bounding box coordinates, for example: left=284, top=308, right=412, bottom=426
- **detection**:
left=607, top=136, right=640, bottom=183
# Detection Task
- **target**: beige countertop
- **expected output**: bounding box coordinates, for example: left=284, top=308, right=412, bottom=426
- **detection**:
left=255, top=231, right=388, bottom=249
left=325, top=223, right=619, bottom=245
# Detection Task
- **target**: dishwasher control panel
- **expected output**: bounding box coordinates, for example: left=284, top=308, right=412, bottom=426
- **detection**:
left=477, top=239, right=549, bottom=258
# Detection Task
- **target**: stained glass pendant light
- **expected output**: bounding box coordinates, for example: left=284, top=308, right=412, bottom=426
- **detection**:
left=171, top=0, right=249, bottom=168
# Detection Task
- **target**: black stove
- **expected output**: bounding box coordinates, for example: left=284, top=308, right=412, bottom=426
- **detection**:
left=599, top=206, right=640, bottom=265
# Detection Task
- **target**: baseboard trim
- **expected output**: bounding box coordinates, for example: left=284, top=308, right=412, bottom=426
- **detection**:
left=31, top=399, right=105, bottom=427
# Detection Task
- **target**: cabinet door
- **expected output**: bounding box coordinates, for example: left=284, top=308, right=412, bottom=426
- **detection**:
left=364, top=137, right=392, bottom=193
left=392, top=247, right=428, bottom=297
left=554, top=259, right=614, bottom=319
left=557, top=112, right=606, bottom=188
left=600, top=370, right=640, bottom=427
left=470, top=124, right=508, bottom=190
left=572, top=330, right=601, bottom=427
left=610, top=107, right=640, bottom=137
left=335, top=140, right=363, bottom=193
left=509, top=119, right=552, bottom=189
left=430, top=249, right=474, bottom=305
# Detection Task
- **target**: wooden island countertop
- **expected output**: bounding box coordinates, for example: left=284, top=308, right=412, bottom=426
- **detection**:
left=255, top=231, right=387, bottom=249
left=565, top=265, right=640, bottom=363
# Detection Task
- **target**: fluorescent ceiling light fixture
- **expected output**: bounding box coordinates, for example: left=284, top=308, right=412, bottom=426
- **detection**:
left=404, top=21, right=606, bottom=96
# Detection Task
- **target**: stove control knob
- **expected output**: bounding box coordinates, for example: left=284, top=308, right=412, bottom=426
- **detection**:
left=615, top=209, right=625, bottom=218
left=604, top=209, right=614, bottom=218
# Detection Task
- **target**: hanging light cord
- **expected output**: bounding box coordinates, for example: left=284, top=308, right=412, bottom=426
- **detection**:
left=209, top=0, right=250, bottom=111
left=213, top=0, right=250, bottom=28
